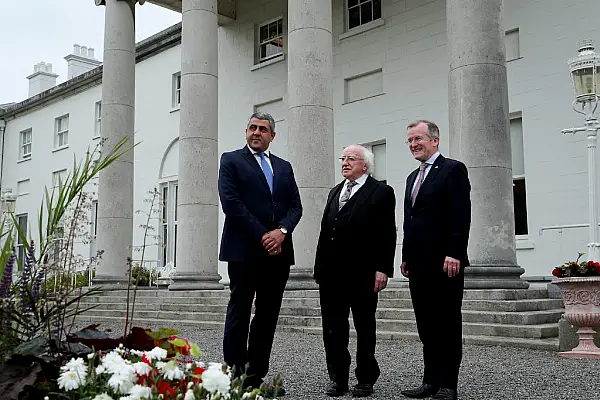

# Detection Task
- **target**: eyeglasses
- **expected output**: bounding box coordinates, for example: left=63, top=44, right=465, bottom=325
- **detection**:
left=405, top=136, right=430, bottom=145
left=338, top=156, right=363, bottom=162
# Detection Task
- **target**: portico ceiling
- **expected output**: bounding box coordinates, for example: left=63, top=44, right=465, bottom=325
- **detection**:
left=148, top=0, right=236, bottom=23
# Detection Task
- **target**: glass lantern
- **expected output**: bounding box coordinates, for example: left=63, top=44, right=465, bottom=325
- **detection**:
left=568, top=39, right=600, bottom=103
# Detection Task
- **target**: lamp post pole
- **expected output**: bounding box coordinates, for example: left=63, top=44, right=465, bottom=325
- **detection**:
left=562, top=114, right=600, bottom=262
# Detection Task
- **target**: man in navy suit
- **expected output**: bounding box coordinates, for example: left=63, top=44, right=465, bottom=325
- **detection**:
left=400, top=120, right=471, bottom=400
left=218, top=112, right=302, bottom=393
left=314, top=144, right=397, bottom=398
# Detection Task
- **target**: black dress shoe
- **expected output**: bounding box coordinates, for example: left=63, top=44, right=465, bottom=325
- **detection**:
left=352, top=383, right=374, bottom=397
left=431, top=388, right=457, bottom=400
left=400, top=383, right=440, bottom=398
left=325, top=381, right=349, bottom=397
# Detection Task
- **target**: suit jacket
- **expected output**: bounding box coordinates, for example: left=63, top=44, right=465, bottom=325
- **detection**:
left=313, top=175, right=397, bottom=282
left=402, top=154, right=471, bottom=273
left=218, top=146, right=302, bottom=265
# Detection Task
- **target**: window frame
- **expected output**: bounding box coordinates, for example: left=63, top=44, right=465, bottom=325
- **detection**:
left=257, top=17, right=285, bottom=64
left=510, top=113, right=528, bottom=237
left=346, top=0, right=382, bottom=31
left=94, top=101, right=102, bottom=138
left=19, top=128, right=32, bottom=160
left=54, top=114, right=69, bottom=148
left=159, top=180, right=179, bottom=268
left=172, top=72, right=181, bottom=108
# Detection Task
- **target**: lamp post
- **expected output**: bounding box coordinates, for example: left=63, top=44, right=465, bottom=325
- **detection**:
left=562, top=39, right=600, bottom=262
left=1, top=189, right=17, bottom=215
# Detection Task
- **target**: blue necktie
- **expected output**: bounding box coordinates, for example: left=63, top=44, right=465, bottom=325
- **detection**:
left=259, top=152, right=274, bottom=193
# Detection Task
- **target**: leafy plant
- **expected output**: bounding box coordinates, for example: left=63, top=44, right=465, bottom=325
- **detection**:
left=552, top=251, right=600, bottom=278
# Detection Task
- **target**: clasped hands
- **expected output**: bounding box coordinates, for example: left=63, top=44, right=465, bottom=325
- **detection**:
left=400, top=256, right=461, bottom=278
left=261, top=229, right=285, bottom=256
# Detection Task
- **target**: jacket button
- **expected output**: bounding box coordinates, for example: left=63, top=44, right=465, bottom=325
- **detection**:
left=331, top=237, right=334, bottom=241
left=332, top=228, right=336, bottom=231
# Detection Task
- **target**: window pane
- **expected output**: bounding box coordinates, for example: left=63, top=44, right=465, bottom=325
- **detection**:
left=163, top=225, right=168, bottom=264
left=360, top=1, right=373, bottom=24
left=266, top=40, right=283, bottom=58
left=348, top=0, right=359, bottom=7
left=348, top=5, right=360, bottom=29
left=269, top=21, right=278, bottom=39
left=174, top=185, right=178, bottom=221
left=162, top=187, right=168, bottom=219
left=510, top=117, right=525, bottom=176
left=174, top=224, right=177, bottom=267
left=513, top=179, right=528, bottom=235
left=260, top=24, right=268, bottom=41
left=260, top=44, right=267, bottom=59
left=373, top=0, right=381, bottom=20
left=277, top=19, right=283, bottom=36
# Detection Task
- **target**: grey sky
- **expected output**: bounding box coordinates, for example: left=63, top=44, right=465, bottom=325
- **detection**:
left=0, top=0, right=181, bottom=105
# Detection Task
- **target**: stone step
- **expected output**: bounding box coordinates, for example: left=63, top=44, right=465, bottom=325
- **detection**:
left=73, top=316, right=558, bottom=351
left=460, top=309, right=564, bottom=325
left=461, top=299, right=565, bottom=312
left=85, top=288, right=551, bottom=301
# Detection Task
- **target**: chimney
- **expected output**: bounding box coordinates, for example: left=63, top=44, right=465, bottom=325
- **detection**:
left=64, top=43, right=102, bottom=80
left=26, top=62, right=59, bottom=97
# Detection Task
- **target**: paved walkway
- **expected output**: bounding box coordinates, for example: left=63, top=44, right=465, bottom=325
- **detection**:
left=94, top=322, right=599, bottom=400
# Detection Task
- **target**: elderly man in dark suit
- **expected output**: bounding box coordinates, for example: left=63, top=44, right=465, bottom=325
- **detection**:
left=400, top=120, right=471, bottom=400
left=314, top=144, right=397, bottom=398
left=218, top=112, right=302, bottom=393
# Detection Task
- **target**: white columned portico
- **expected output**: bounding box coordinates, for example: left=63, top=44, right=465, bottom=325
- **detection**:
left=169, top=0, right=223, bottom=290
left=94, top=0, right=136, bottom=286
left=447, top=0, right=528, bottom=289
left=286, top=0, right=334, bottom=289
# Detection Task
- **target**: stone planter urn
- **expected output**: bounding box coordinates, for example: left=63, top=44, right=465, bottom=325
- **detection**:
left=553, top=276, right=600, bottom=359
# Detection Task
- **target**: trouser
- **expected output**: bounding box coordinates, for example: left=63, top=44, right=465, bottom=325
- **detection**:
left=319, top=277, right=380, bottom=385
left=223, top=260, right=290, bottom=384
left=409, top=270, right=464, bottom=390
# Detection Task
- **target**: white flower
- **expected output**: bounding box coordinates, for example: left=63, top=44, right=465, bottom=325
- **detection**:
left=61, top=357, right=87, bottom=376
left=131, top=362, right=153, bottom=376
left=185, top=362, right=193, bottom=371
left=93, top=394, right=114, bottom=400
left=201, top=363, right=231, bottom=395
left=88, top=353, right=95, bottom=360
left=184, top=389, right=196, bottom=400
left=44, top=397, right=49, bottom=400
left=102, top=351, right=129, bottom=375
left=96, top=365, right=106, bottom=375
left=57, top=369, right=85, bottom=391
left=145, top=347, right=167, bottom=361
left=107, top=372, right=135, bottom=394
left=187, top=381, right=194, bottom=389
left=130, top=349, right=144, bottom=356
left=128, top=384, right=152, bottom=400
left=242, top=393, right=251, bottom=399
left=159, top=360, right=184, bottom=380
left=196, top=361, right=206, bottom=368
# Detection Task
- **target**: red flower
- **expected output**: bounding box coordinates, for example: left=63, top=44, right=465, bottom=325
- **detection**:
left=193, top=366, right=206, bottom=383
left=157, top=380, right=175, bottom=399
left=552, top=268, right=561, bottom=277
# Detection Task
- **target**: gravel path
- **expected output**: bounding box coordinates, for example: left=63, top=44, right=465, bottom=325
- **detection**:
left=81, top=322, right=600, bottom=400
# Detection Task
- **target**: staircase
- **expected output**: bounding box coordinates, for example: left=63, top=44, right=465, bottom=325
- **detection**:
left=74, top=285, right=564, bottom=351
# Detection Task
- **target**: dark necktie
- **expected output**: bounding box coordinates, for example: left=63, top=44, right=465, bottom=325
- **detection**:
left=411, top=163, right=427, bottom=206
left=339, top=181, right=358, bottom=211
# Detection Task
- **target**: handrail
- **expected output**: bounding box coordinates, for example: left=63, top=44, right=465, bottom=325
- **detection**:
left=539, top=223, right=600, bottom=235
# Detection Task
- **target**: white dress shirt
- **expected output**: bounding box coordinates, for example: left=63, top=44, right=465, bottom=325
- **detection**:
left=411, top=151, right=441, bottom=194
left=338, top=173, right=369, bottom=204
left=247, top=145, right=274, bottom=173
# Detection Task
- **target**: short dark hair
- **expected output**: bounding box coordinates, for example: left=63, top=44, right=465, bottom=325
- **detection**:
left=248, top=112, right=275, bottom=132
left=407, top=120, right=440, bottom=139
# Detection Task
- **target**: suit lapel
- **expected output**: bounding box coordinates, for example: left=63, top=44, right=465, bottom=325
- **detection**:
left=405, top=169, right=418, bottom=210
left=329, top=181, right=345, bottom=213
left=413, top=154, right=446, bottom=206
left=348, top=176, right=378, bottom=222
left=241, top=146, right=271, bottom=193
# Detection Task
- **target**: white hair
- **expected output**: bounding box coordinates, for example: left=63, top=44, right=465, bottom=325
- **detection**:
left=343, top=144, right=375, bottom=175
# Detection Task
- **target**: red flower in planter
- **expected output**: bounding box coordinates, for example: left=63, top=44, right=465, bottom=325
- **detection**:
left=552, top=268, right=561, bottom=277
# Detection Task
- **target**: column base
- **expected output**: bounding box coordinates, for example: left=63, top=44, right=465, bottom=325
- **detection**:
left=168, top=272, right=224, bottom=291
left=464, top=265, right=530, bottom=289
left=92, top=275, right=130, bottom=291
left=286, top=268, right=318, bottom=290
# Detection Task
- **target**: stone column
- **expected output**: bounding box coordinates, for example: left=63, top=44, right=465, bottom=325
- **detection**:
left=447, top=0, right=528, bottom=289
left=94, top=0, right=136, bottom=287
left=169, top=0, right=223, bottom=290
left=286, top=0, right=334, bottom=289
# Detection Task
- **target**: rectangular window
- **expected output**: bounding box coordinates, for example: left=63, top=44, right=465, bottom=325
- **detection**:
left=510, top=115, right=528, bottom=235
left=372, top=142, right=387, bottom=184
left=159, top=181, right=179, bottom=268
left=172, top=72, right=181, bottom=108
left=258, top=17, right=284, bottom=63
left=347, top=0, right=382, bottom=30
left=55, top=114, right=69, bottom=148
left=17, top=179, right=30, bottom=196
left=91, top=200, right=98, bottom=237
left=505, top=28, right=520, bottom=62
left=51, top=226, right=64, bottom=265
left=19, top=129, right=32, bottom=160
left=52, top=169, right=67, bottom=188
left=94, top=101, right=102, bottom=137
left=16, top=213, right=28, bottom=269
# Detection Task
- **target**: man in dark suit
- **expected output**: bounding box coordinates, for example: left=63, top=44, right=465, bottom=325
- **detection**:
left=218, top=112, right=302, bottom=393
left=400, top=120, right=471, bottom=400
left=314, top=144, right=397, bottom=398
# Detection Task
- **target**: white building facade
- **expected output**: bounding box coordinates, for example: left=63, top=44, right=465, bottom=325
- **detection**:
left=1, top=0, right=599, bottom=287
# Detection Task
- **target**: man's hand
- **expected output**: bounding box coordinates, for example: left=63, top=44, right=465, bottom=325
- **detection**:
left=261, top=230, right=285, bottom=255
left=443, top=256, right=460, bottom=277
left=374, top=271, right=388, bottom=293
left=400, top=262, right=409, bottom=278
